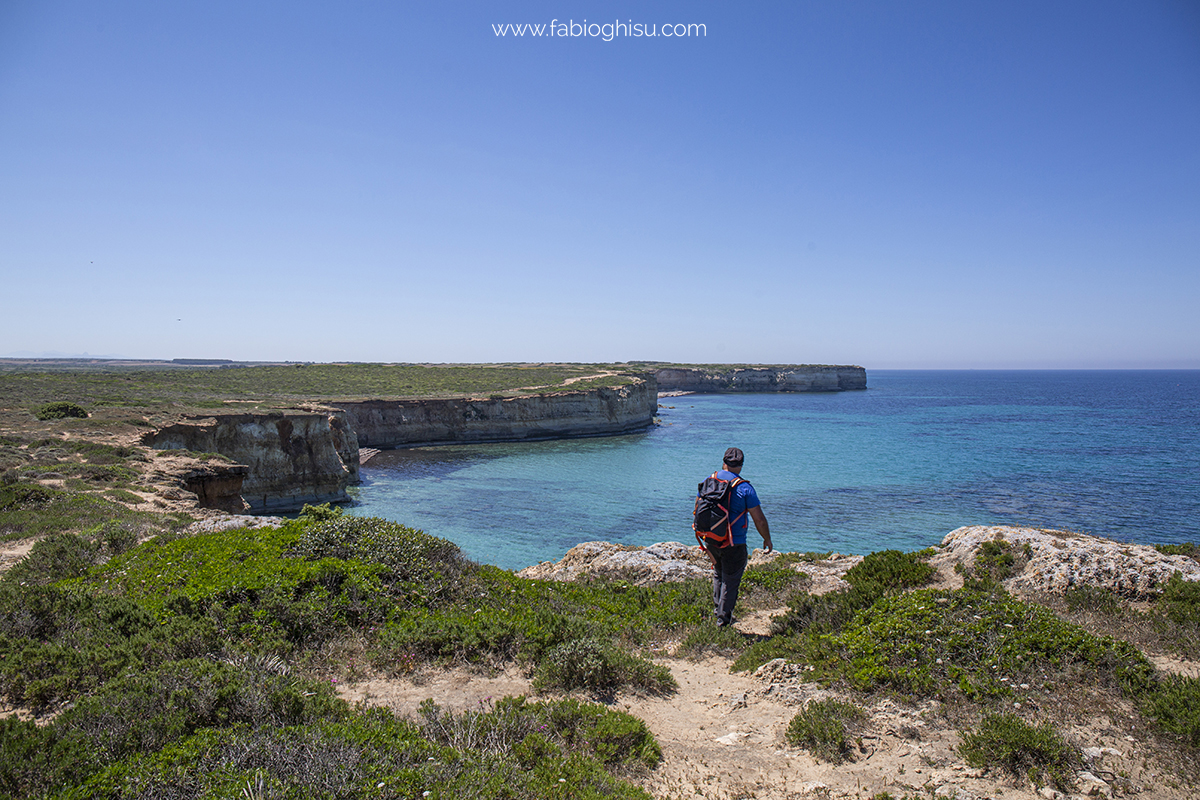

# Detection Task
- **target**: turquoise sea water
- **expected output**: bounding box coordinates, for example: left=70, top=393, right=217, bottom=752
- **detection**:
left=348, top=371, right=1200, bottom=571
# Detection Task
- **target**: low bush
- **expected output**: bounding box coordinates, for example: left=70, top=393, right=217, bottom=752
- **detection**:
left=737, top=586, right=1158, bottom=704
left=1145, top=675, right=1200, bottom=747
left=34, top=401, right=89, bottom=420
left=738, top=557, right=810, bottom=605
left=531, top=637, right=676, bottom=697
left=1159, top=572, right=1200, bottom=626
left=290, top=515, right=468, bottom=598
left=102, top=488, right=143, bottom=506
left=0, top=658, right=346, bottom=797
left=2, top=531, right=100, bottom=586
left=1064, top=585, right=1122, bottom=614
left=676, top=620, right=753, bottom=658
left=768, top=585, right=876, bottom=638
left=418, top=696, right=661, bottom=769
left=298, top=501, right=344, bottom=521
left=764, top=549, right=937, bottom=646
left=69, top=700, right=656, bottom=799
left=1156, top=542, right=1199, bottom=561
left=843, top=549, right=936, bottom=597
left=958, top=712, right=1078, bottom=791
left=973, top=539, right=1017, bottom=583
left=826, top=589, right=1156, bottom=700
left=0, top=482, right=188, bottom=543
left=785, top=699, right=865, bottom=763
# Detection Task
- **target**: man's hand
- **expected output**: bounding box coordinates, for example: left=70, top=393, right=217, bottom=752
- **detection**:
left=748, top=506, right=772, bottom=553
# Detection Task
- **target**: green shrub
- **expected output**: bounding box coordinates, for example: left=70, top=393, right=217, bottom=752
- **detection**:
left=975, top=539, right=1016, bottom=581
left=53, top=658, right=346, bottom=762
left=826, top=589, right=1156, bottom=700
left=676, top=621, right=752, bottom=658
left=958, top=713, right=1078, bottom=790
left=741, top=587, right=1159, bottom=701
left=1145, top=675, right=1200, bottom=746
left=769, top=585, right=876, bottom=638
left=298, top=502, right=343, bottom=521
left=844, top=549, right=936, bottom=597
left=70, top=702, right=655, bottom=799
left=0, top=717, right=56, bottom=797
left=291, top=516, right=468, bottom=592
left=0, top=585, right=226, bottom=708
left=531, top=637, right=676, bottom=697
left=97, top=519, right=140, bottom=555
left=102, top=488, right=143, bottom=506
left=785, top=699, right=865, bottom=763
left=0, top=482, right=187, bottom=543
left=1155, top=542, right=1199, bottom=561
left=1159, top=572, right=1200, bottom=626
left=34, top=401, right=89, bottom=420
left=2, top=531, right=100, bottom=586
left=738, top=558, right=809, bottom=603
left=731, top=634, right=809, bottom=673
left=418, top=696, right=661, bottom=769
left=1064, top=585, right=1121, bottom=614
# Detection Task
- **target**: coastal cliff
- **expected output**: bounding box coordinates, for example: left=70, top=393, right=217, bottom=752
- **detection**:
left=142, top=410, right=360, bottom=513
left=338, top=377, right=657, bottom=449
left=654, top=365, right=865, bottom=392
left=139, top=377, right=655, bottom=512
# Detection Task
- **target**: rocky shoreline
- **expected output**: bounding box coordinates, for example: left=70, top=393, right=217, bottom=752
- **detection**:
left=519, top=525, right=1200, bottom=598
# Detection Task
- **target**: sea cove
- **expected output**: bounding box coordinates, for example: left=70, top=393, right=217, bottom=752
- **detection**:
left=350, top=370, right=1200, bottom=570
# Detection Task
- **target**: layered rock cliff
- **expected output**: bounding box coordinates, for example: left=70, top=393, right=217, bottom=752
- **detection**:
left=142, top=410, right=360, bottom=513
left=654, top=365, right=865, bottom=392
left=338, top=378, right=657, bottom=449
left=140, top=378, right=656, bottom=512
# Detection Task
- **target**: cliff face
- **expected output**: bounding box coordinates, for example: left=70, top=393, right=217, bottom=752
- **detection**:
left=654, top=365, right=866, bottom=392
left=143, top=410, right=360, bottom=513
left=140, top=379, right=656, bottom=513
left=339, top=377, right=657, bottom=449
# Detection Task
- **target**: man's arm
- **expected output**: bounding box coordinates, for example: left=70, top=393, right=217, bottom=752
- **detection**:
left=748, top=506, right=772, bottom=553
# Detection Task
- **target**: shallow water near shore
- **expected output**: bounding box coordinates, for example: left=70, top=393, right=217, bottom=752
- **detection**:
left=347, top=370, right=1200, bottom=571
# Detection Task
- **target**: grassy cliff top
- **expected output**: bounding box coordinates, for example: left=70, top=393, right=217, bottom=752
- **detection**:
left=0, top=362, right=649, bottom=412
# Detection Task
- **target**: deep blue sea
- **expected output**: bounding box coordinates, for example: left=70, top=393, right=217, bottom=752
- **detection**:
left=347, top=371, right=1200, bottom=571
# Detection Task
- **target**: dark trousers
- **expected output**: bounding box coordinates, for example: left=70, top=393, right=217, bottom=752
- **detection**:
left=708, top=544, right=748, bottom=626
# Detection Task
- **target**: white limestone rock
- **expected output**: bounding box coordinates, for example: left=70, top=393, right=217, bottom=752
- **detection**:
left=939, top=525, right=1199, bottom=598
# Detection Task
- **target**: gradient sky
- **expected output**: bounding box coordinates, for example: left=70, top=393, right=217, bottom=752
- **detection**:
left=2, top=1, right=1198, bottom=368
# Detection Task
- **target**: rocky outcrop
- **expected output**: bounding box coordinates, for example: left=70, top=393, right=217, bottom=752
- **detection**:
left=142, top=410, right=360, bottom=513
left=518, top=541, right=780, bottom=586
left=654, top=366, right=866, bottom=393
left=339, top=378, right=657, bottom=449
left=179, top=463, right=250, bottom=513
left=937, top=525, right=1200, bottom=598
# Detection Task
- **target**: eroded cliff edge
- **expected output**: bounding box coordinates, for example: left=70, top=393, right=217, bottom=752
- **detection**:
left=338, top=379, right=657, bottom=449
left=141, top=376, right=658, bottom=512
left=654, top=365, right=865, bottom=392
left=143, top=410, right=360, bottom=513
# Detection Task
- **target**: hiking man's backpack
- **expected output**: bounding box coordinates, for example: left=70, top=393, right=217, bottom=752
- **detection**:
left=693, top=472, right=746, bottom=550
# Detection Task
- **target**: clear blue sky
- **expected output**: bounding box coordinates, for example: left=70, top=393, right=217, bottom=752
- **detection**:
left=2, top=1, right=1197, bottom=368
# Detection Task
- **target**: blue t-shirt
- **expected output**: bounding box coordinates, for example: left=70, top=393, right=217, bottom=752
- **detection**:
left=714, top=469, right=760, bottom=546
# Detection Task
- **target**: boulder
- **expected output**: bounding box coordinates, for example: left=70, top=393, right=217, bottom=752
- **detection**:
left=518, top=540, right=778, bottom=586
left=939, top=525, right=1199, bottom=599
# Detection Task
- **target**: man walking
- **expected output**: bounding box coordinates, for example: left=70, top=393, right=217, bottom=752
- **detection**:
left=698, top=447, right=772, bottom=627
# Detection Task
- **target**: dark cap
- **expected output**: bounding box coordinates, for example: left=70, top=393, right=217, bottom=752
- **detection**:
left=723, top=447, right=744, bottom=466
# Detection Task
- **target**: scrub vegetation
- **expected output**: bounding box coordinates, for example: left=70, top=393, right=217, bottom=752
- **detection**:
left=0, top=431, right=190, bottom=543
left=728, top=545, right=1200, bottom=781
left=0, top=515, right=673, bottom=798
left=0, top=362, right=649, bottom=413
